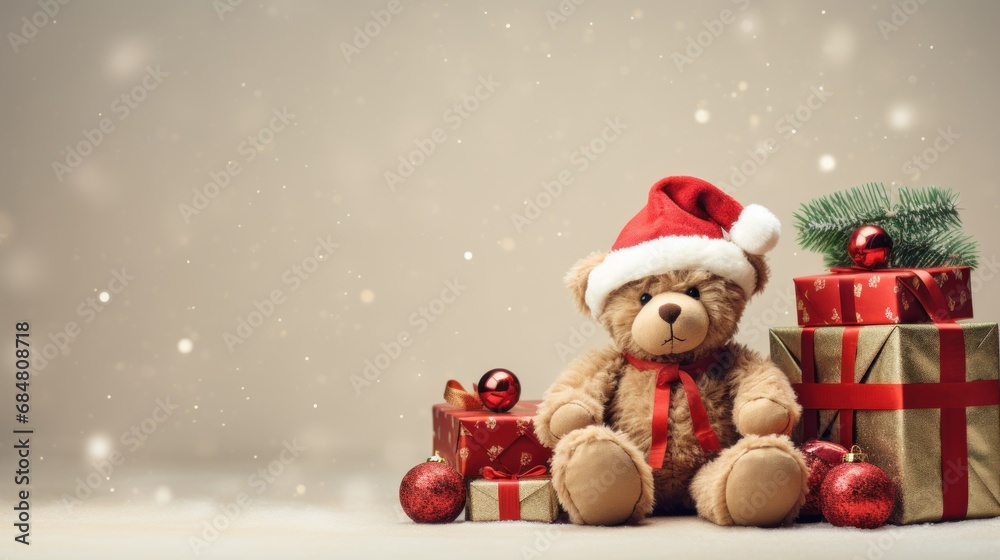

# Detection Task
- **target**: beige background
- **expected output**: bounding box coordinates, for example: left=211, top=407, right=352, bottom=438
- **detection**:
left=2, top=0, right=999, bottom=527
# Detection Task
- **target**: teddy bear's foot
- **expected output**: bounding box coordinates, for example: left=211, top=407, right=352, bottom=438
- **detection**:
left=725, top=445, right=803, bottom=526
left=551, top=425, right=654, bottom=525
left=690, top=434, right=808, bottom=527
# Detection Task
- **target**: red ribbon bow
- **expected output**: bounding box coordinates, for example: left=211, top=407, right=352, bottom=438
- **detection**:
left=624, top=353, right=722, bottom=469
left=482, top=465, right=548, bottom=480
left=481, top=465, right=548, bottom=520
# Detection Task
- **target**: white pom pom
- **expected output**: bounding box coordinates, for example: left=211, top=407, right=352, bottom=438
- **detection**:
left=729, top=204, right=781, bottom=255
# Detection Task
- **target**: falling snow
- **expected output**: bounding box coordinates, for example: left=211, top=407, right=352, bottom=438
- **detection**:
left=177, top=338, right=194, bottom=354
left=819, top=154, right=837, bottom=172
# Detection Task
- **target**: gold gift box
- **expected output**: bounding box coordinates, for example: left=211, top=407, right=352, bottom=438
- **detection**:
left=466, top=477, right=559, bottom=522
left=770, top=323, right=1000, bottom=524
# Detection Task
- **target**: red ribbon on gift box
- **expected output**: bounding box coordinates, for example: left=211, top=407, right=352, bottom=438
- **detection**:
left=795, top=322, right=1000, bottom=521
left=482, top=465, right=548, bottom=521
left=624, top=353, right=722, bottom=469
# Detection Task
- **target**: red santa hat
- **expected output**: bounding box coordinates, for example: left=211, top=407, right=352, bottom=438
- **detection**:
left=584, top=176, right=780, bottom=318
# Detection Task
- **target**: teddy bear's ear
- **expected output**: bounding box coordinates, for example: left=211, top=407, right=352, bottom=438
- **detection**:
left=746, top=253, right=771, bottom=296
left=564, top=251, right=607, bottom=316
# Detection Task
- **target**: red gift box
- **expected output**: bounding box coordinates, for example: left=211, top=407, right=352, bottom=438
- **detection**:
left=432, top=400, right=552, bottom=478
left=794, top=266, right=972, bottom=327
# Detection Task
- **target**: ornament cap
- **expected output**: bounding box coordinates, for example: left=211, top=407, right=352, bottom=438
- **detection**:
left=842, top=445, right=868, bottom=463
left=427, top=451, right=447, bottom=464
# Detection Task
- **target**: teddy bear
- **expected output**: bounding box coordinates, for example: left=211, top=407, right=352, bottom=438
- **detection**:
left=534, top=176, right=809, bottom=527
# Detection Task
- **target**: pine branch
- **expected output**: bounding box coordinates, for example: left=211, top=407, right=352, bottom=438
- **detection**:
left=795, top=184, right=979, bottom=269
left=892, top=186, right=962, bottom=233
left=823, top=228, right=980, bottom=269
left=889, top=229, right=980, bottom=269
left=793, top=183, right=890, bottom=255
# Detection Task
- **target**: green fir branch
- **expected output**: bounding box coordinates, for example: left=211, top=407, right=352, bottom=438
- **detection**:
left=822, top=228, right=980, bottom=269
left=794, top=183, right=979, bottom=269
left=793, top=183, right=891, bottom=256
left=890, top=229, right=980, bottom=269
left=892, top=186, right=962, bottom=233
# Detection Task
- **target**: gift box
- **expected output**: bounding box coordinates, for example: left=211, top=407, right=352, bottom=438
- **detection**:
left=466, top=466, right=559, bottom=522
left=770, top=323, right=1000, bottom=524
left=793, top=266, right=972, bottom=326
left=432, top=400, right=552, bottom=478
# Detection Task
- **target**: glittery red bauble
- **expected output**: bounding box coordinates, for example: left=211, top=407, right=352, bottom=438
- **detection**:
left=848, top=225, right=893, bottom=269
left=821, top=459, right=896, bottom=528
left=799, top=440, right=850, bottom=519
left=477, top=369, right=521, bottom=413
left=399, top=457, right=466, bottom=523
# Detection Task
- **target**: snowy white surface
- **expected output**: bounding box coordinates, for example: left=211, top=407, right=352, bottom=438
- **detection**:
left=20, top=498, right=1000, bottom=560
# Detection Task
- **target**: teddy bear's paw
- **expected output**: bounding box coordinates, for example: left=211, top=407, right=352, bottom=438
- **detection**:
left=724, top=446, right=804, bottom=527
left=549, top=401, right=596, bottom=440
left=553, top=426, right=652, bottom=525
left=737, top=398, right=792, bottom=437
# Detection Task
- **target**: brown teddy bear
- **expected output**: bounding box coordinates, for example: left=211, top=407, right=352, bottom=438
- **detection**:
left=534, top=176, right=809, bottom=527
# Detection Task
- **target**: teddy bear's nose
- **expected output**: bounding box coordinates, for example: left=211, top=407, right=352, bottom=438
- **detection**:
left=658, top=303, right=682, bottom=324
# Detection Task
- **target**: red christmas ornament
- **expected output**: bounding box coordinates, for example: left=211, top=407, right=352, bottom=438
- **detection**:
left=799, top=439, right=850, bottom=519
left=399, top=453, right=466, bottom=523
left=821, top=446, right=896, bottom=528
left=848, top=224, right=893, bottom=269
left=477, top=369, right=521, bottom=413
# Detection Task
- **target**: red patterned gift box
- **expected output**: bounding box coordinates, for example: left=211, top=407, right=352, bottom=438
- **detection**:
left=770, top=322, right=1000, bottom=524
left=793, top=266, right=972, bottom=327
left=432, top=400, right=552, bottom=478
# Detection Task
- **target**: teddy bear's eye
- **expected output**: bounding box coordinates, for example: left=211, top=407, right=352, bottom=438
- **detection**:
left=639, top=293, right=652, bottom=305
left=685, top=287, right=701, bottom=300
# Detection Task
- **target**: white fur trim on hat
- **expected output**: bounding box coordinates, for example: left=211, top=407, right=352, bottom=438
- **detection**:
left=728, top=203, right=781, bottom=255
left=584, top=235, right=757, bottom=318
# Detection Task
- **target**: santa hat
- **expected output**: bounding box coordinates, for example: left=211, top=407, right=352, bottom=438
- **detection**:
left=584, top=176, right=780, bottom=318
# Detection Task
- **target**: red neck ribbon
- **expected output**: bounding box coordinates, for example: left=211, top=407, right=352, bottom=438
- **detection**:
left=623, top=353, right=723, bottom=469
left=482, top=465, right=547, bottom=521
